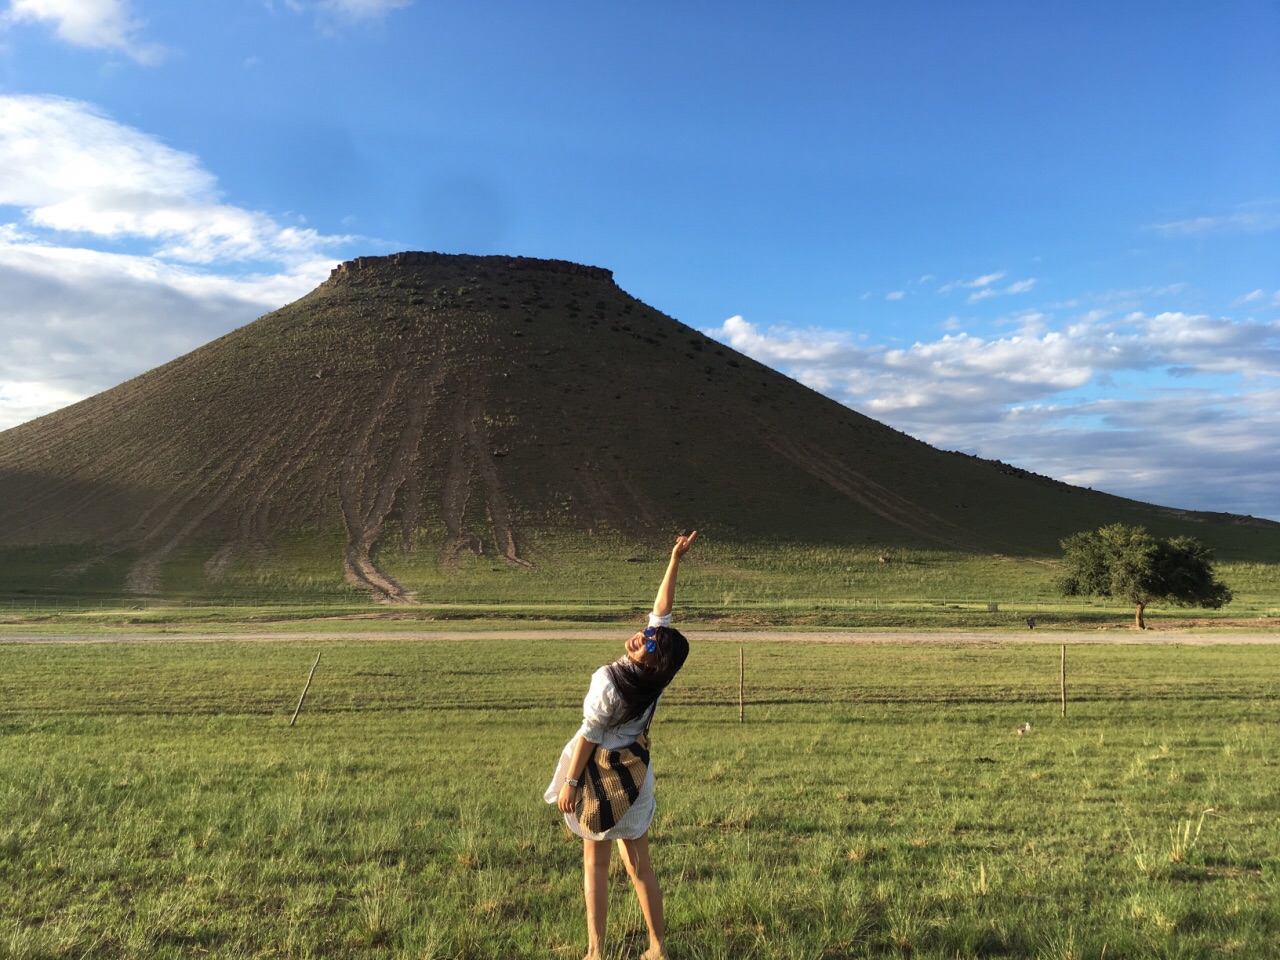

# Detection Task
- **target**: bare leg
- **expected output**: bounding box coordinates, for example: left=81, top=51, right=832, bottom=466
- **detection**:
left=583, top=838, right=611, bottom=959
left=617, top=833, right=667, bottom=959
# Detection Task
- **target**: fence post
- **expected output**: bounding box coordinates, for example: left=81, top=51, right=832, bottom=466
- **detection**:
left=739, top=647, right=744, bottom=723
left=290, top=652, right=322, bottom=727
left=1060, top=644, right=1067, bottom=718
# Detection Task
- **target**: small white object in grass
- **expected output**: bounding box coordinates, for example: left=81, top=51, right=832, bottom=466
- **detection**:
left=1016, top=722, right=1031, bottom=735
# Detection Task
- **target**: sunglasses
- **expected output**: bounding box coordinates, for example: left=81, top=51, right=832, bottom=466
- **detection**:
left=643, top=626, right=658, bottom=654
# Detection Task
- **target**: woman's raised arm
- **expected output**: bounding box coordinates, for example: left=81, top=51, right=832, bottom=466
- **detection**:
left=651, top=531, right=697, bottom=619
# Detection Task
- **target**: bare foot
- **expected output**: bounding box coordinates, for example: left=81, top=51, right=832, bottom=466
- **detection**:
left=641, top=947, right=670, bottom=960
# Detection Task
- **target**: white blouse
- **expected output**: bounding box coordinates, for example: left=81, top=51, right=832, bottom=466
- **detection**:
left=544, top=613, right=670, bottom=840
left=574, top=664, right=661, bottom=749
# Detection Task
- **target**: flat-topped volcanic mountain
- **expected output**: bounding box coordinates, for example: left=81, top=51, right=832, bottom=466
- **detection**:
left=1, top=252, right=1275, bottom=601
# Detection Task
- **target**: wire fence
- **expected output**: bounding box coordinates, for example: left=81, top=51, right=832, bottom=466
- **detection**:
left=3, top=594, right=1274, bottom=619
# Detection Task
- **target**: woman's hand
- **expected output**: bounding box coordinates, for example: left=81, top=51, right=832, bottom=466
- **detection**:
left=672, top=530, right=698, bottom=558
left=557, top=781, right=580, bottom=814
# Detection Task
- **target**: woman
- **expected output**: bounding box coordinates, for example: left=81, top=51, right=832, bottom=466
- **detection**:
left=546, top=531, right=697, bottom=960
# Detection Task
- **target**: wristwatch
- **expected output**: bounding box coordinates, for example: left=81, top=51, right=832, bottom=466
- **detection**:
left=566, top=777, right=581, bottom=788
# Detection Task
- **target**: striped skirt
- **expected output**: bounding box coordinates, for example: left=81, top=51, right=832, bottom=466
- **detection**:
left=546, top=738, right=657, bottom=841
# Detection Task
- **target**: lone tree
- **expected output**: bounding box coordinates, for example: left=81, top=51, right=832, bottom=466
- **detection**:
left=1058, top=523, right=1233, bottom=629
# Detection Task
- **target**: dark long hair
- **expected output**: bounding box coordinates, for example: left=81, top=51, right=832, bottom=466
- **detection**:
left=606, top=626, right=689, bottom=725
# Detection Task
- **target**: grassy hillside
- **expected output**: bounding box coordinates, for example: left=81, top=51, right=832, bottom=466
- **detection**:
left=1, top=252, right=1277, bottom=604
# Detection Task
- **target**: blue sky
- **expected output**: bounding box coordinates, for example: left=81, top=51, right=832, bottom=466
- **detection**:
left=2, top=1, right=1278, bottom=519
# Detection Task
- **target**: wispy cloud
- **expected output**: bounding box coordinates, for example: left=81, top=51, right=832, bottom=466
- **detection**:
left=937, top=270, right=1036, bottom=304
left=0, top=94, right=359, bottom=430
left=1151, top=203, right=1280, bottom=238
left=1230, top=288, right=1280, bottom=310
left=708, top=306, right=1280, bottom=518
left=3, top=0, right=166, bottom=63
left=276, top=0, right=413, bottom=22
left=939, top=271, right=1004, bottom=294
left=321, top=0, right=412, bottom=17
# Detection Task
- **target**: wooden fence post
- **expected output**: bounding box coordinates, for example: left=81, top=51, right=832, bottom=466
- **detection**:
left=739, top=646, right=744, bottom=723
left=1060, top=644, right=1067, bottom=718
left=290, top=652, right=322, bottom=727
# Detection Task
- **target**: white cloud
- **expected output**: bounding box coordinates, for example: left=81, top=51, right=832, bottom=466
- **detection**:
left=4, top=0, right=165, bottom=62
left=940, top=271, right=1004, bottom=294
left=707, top=306, right=1280, bottom=519
left=275, top=0, right=412, bottom=22
left=937, top=271, right=1036, bottom=304
left=0, top=240, right=325, bottom=430
left=0, top=94, right=356, bottom=430
left=885, top=290, right=904, bottom=301
left=0, top=379, right=84, bottom=426
left=1151, top=203, right=1280, bottom=238
left=991, top=389, right=1280, bottom=519
left=966, top=276, right=1037, bottom=304
left=0, top=95, right=350, bottom=264
left=320, top=0, right=412, bottom=17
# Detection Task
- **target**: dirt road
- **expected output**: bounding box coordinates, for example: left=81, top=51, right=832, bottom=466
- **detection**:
left=2, top=628, right=1277, bottom=644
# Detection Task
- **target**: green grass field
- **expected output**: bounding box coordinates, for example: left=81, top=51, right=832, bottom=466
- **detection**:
left=5, top=538, right=1279, bottom=628
left=1, top=636, right=1277, bottom=958
left=2, top=542, right=1279, bottom=634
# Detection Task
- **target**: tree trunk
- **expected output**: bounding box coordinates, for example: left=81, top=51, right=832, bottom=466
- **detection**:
left=1134, top=602, right=1146, bottom=630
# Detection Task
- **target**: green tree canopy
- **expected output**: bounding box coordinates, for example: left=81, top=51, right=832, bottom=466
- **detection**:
left=1058, top=524, right=1232, bottom=629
